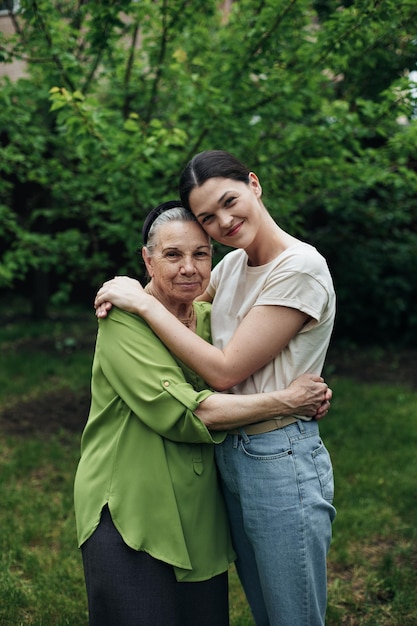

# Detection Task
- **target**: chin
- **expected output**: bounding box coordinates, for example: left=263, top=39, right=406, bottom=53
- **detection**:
left=176, top=287, right=201, bottom=298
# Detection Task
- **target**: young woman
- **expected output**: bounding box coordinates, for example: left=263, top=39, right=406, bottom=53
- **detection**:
left=95, top=152, right=336, bottom=626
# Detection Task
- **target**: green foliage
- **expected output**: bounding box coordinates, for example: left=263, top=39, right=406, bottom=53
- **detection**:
left=1, top=0, right=417, bottom=343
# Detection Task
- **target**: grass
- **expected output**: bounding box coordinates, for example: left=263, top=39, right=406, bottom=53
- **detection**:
left=322, top=379, right=417, bottom=626
left=0, top=434, right=85, bottom=625
left=1, top=298, right=416, bottom=625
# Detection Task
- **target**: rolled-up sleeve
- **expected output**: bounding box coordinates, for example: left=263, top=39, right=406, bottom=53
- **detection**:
left=95, top=307, right=224, bottom=444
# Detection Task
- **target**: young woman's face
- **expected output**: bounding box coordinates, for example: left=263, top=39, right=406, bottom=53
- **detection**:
left=189, top=173, right=263, bottom=248
left=143, top=221, right=212, bottom=303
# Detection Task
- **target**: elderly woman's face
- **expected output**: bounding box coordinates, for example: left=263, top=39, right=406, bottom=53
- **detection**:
left=144, top=220, right=212, bottom=302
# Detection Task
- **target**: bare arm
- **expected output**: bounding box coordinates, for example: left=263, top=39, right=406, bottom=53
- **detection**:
left=95, top=276, right=308, bottom=391
left=196, top=373, right=331, bottom=430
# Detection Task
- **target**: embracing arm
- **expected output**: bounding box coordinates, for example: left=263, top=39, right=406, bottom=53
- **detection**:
left=99, top=307, right=330, bottom=441
left=95, top=276, right=308, bottom=391
left=197, top=373, right=331, bottom=430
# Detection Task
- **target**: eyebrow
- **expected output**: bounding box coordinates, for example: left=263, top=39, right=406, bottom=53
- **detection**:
left=161, top=244, right=211, bottom=252
left=195, top=190, right=232, bottom=218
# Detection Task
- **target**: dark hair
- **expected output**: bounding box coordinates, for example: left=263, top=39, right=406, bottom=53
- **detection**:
left=179, top=150, right=251, bottom=211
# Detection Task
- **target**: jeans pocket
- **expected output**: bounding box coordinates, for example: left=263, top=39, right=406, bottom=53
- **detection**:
left=240, top=432, right=292, bottom=460
left=312, top=442, right=334, bottom=502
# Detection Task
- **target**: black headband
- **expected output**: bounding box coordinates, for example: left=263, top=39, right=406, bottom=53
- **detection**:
left=142, top=200, right=184, bottom=244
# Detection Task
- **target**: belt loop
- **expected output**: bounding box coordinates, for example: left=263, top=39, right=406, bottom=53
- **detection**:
left=239, top=428, right=250, bottom=444
left=296, top=419, right=305, bottom=433
left=232, top=434, right=239, bottom=448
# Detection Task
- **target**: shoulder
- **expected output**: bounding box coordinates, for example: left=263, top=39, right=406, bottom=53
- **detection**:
left=212, top=249, right=246, bottom=279
left=278, top=243, right=330, bottom=276
left=261, top=243, right=334, bottom=305
left=107, top=306, right=148, bottom=325
left=214, top=248, right=246, bottom=270
left=98, top=306, right=152, bottom=339
left=96, top=307, right=181, bottom=367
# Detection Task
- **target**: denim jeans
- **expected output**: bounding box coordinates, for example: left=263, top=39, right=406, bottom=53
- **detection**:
left=215, top=419, right=336, bottom=626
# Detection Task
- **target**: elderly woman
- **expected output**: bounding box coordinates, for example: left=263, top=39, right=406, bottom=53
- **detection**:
left=76, top=202, right=330, bottom=626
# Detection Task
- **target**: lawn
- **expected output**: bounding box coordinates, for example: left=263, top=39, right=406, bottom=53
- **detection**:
left=1, top=299, right=416, bottom=625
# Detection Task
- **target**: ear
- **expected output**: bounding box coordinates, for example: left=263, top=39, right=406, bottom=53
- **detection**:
left=249, top=172, right=262, bottom=197
left=142, top=247, right=154, bottom=277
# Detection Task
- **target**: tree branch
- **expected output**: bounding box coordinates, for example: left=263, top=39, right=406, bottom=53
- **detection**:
left=30, top=0, right=76, bottom=91
left=243, top=0, right=298, bottom=68
left=143, top=0, right=190, bottom=123
left=144, top=0, right=169, bottom=123
left=122, top=22, right=140, bottom=119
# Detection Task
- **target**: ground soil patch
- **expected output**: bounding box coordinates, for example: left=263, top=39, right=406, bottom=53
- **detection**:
left=0, top=388, right=91, bottom=436
left=1, top=341, right=416, bottom=438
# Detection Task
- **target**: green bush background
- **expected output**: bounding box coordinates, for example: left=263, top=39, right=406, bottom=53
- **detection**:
left=1, top=0, right=417, bottom=344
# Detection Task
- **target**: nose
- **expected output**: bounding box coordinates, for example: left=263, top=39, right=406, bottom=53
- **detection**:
left=218, top=209, right=233, bottom=229
left=179, top=255, right=197, bottom=275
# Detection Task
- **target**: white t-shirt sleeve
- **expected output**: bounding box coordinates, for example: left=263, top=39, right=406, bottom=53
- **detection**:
left=255, top=246, right=332, bottom=322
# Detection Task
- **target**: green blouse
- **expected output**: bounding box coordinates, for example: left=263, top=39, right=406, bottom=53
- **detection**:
left=74, top=303, right=235, bottom=582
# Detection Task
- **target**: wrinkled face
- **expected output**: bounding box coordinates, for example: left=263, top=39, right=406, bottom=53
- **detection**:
left=143, top=220, right=212, bottom=304
left=189, top=173, right=263, bottom=249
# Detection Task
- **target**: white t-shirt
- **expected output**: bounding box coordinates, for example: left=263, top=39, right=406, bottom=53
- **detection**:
left=207, top=243, right=336, bottom=400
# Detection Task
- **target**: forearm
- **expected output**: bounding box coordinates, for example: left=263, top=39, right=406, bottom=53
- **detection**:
left=195, top=379, right=326, bottom=430
left=194, top=390, right=290, bottom=430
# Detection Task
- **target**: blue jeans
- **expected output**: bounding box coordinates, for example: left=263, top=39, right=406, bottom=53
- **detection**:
left=215, top=419, right=336, bottom=626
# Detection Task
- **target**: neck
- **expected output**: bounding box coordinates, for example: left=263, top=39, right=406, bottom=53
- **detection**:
left=246, top=215, right=298, bottom=266
left=144, top=283, right=196, bottom=328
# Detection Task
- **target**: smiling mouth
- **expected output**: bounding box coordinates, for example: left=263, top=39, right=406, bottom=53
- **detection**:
left=226, top=222, right=243, bottom=237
